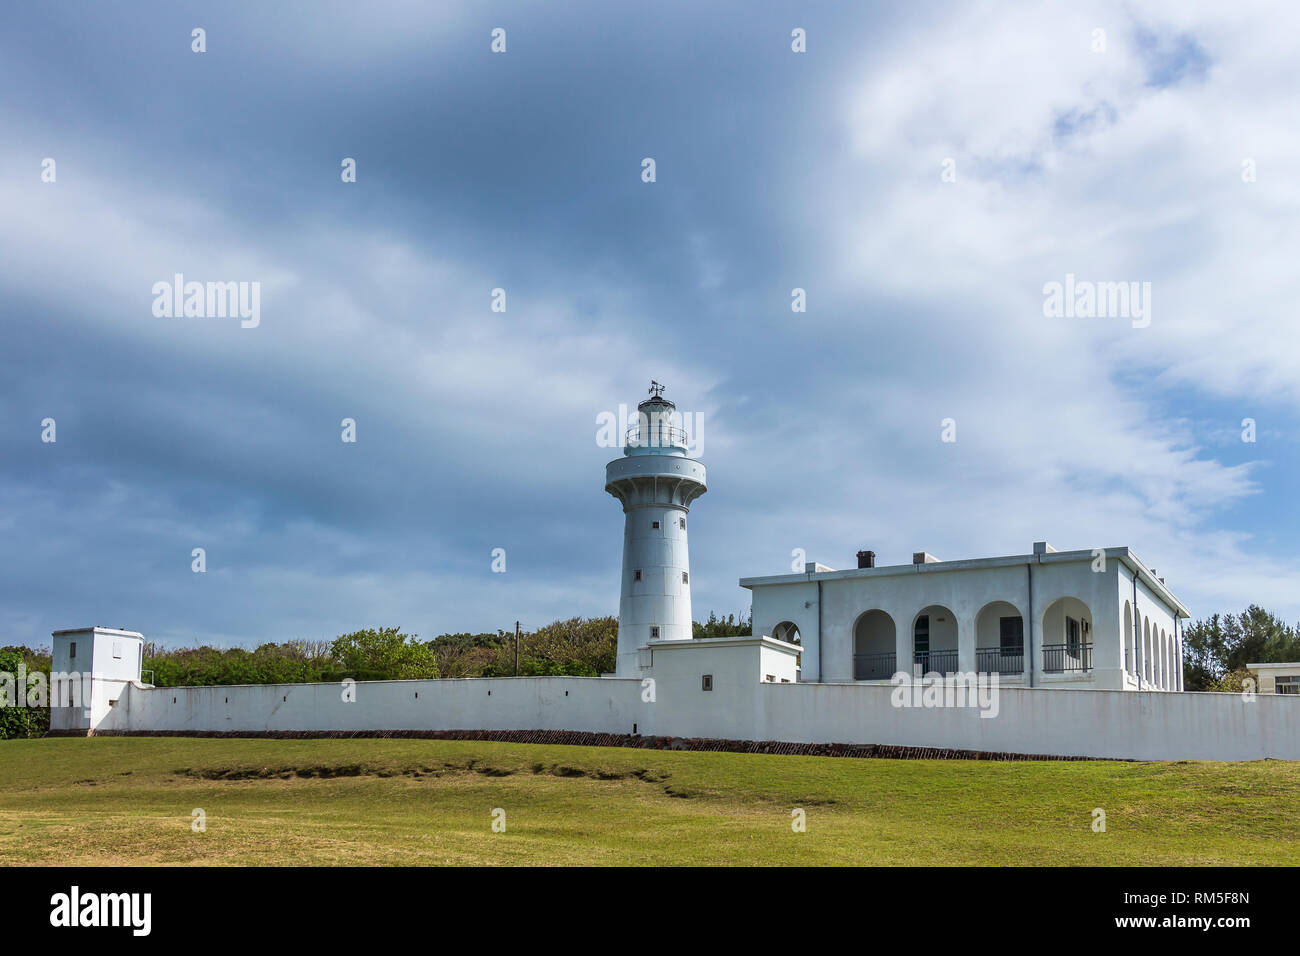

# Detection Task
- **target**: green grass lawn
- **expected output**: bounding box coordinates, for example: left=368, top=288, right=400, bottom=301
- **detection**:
left=0, top=737, right=1295, bottom=865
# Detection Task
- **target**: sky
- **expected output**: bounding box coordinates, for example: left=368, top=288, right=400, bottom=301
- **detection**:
left=2, top=1, right=1298, bottom=649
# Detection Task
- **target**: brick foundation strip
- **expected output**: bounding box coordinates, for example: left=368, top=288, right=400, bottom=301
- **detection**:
left=71, top=727, right=1107, bottom=760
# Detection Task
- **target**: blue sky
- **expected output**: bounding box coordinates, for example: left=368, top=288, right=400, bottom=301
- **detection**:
left=3, top=1, right=1298, bottom=649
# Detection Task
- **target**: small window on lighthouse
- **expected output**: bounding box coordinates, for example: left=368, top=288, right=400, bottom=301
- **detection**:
left=650, top=626, right=661, bottom=639
left=633, top=569, right=642, bottom=581
left=680, top=517, right=686, bottom=530
left=652, top=521, right=660, bottom=529
left=682, top=571, right=689, bottom=584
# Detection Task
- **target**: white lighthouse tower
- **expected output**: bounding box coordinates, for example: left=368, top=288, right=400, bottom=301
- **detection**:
left=605, top=382, right=707, bottom=676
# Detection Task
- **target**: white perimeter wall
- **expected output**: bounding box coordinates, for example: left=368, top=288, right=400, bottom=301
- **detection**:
left=98, top=676, right=648, bottom=736
left=93, top=638, right=1300, bottom=761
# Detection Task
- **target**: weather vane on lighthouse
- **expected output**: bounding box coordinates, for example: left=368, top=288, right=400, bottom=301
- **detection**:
left=649, top=380, right=665, bottom=398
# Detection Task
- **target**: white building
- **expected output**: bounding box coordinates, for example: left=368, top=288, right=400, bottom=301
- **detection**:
left=1247, top=662, right=1300, bottom=695
left=605, top=385, right=706, bottom=675
left=745, top=543, right=1189, bottom=691
left=46, top=626, right=146, bottom=734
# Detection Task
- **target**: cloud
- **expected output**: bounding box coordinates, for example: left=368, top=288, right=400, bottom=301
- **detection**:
left=2, top=0, right=1299, bottom=650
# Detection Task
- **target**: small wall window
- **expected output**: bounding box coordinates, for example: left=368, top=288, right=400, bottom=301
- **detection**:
left=680, top=517, right=686, bottom=530
left=652, top=521, right=660, bottom=529
left=1277, top=675, right=1300, bottom=695
left=650, top=626, right=660, bottom=639
left=633, top=569, right=642, bottom=581
left=701, top=675, right=713, bottom=691
left=681, top=571, right=689, bottom=584
left=112, top=641, right=122, bottom=659
left=69, top=642, right=76, bottom=659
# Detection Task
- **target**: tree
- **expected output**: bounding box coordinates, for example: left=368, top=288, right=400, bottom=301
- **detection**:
left=1182, top=606, right=1300, bottom=690
left=329, top=627, right=439, bottom=680
left=0, top=648, right=49, bottom=739
left=693, top=610, right=752, bottom=639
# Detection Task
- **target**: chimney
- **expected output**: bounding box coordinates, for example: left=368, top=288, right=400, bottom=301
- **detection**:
left=1033, top=541, right=1057, bottom=555
left=856, top=550, right=876, bottom=569
left=912, top=551, right=940, bottom=565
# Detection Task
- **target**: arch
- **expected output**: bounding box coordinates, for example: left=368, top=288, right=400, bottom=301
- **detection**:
left=853, top=610, right=895, bottom=680
left=1123, top=601, right=1135, bottom=674
left=1174, top=630, right=1183, bottom=690
left=975, top=600, right=1024, bottom=674
left=772, top=621, right=802, bottom=646
left=912, top=604, right=958, bottom=674
left=1040, top=596, right=1094, bottom=674
left=1142, top=618, right=1152, bottom=683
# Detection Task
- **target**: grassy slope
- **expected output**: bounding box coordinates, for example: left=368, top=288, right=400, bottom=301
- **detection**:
left=0, top=738, right=1295, bottom=865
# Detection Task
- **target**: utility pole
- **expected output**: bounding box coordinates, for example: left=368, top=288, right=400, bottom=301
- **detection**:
left=515, top=621, right=520, bottom=676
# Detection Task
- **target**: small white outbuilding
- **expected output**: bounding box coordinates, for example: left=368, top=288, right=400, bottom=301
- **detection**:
left=47, top=627, right=146, bottom=734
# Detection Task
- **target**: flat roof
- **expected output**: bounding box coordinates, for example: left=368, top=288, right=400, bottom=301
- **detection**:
left=739, top=547, right=1191, bottom=618
left=51, top=626, right=145, bottom=638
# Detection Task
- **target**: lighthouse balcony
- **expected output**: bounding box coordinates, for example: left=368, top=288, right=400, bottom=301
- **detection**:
left=624, top=423, right=691, bottom=451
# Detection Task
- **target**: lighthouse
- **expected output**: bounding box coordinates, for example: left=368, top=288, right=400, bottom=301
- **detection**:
left=605, top=382, right=707, bottom=676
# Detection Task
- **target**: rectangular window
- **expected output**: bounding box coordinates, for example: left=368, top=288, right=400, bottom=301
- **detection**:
left=633, top=569, right=641, bottom=581
left=69, top=642, right=76, bottom=659
left=652, top=521, right=659, bottom=529
left=701, top=675, right=712, bottom=691
left=679, top=517, right=686, bottom=530
left=682, top=571, right=689, bottom=584
left=1277, top=675, right=1300, bottom=695
left=650, top=626, right=660, bottom=639
left=999, top=617, right=1024, bottom=652
left=112, top=640, right=122, bottom=659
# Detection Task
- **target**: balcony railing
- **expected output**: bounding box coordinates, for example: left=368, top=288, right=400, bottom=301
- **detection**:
left=625, top=423, right=690, bottom=449
left=913, top=648, right=959, bottom=674
left=1042, top=642, right=1093, bottom=673
left=975, top=647, right=1024, bottom=674
left=853, top=652, right=895, bottom=680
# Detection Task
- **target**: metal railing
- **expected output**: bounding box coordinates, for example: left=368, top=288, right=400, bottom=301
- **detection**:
left=853, top=652, right=895, bottom=680
left=912, top=648, right=959, bottom=674
left=975, top=647, right=1024, bottom=674
left=1042, top=642, right=1093, bottom=673
left=625, top=422, right=690, bottom=449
